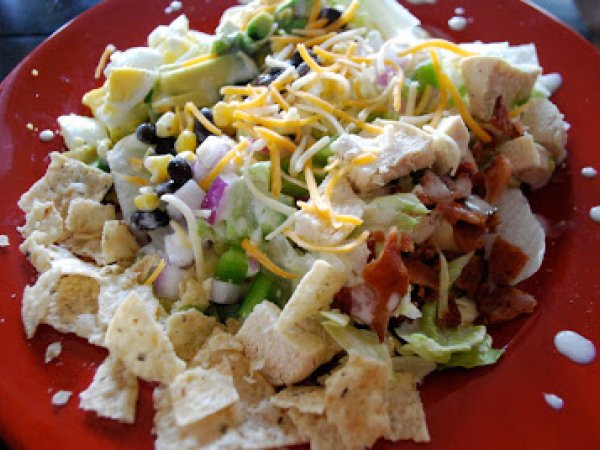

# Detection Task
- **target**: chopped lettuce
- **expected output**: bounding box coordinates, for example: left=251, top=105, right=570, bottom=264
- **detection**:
left=322, top=317, right=392, bottom=371
left=362, top=193, right=429, bottom=232
left=328, top=0, right=420, bottom=40
left=396, top=303, right=503, bottom=367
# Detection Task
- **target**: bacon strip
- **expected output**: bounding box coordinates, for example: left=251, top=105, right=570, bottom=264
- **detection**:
left=403, top=258, right=439, bottom=290
left=333, top=232, right=410, bottom=342
left=455, top=252, right=486, bottom=299
left=484, top=154, right=512, bottom=204
left=490, top=96, right=523, bottom=139
left=488, top=236, right=530, bottom=285
left=478, top=285, right=537, bottom=324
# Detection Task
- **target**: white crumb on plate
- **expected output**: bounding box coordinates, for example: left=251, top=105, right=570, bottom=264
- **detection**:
left=51, top=390, right=72, bottom=407
left=543, top=393, right=564, bottom=410
left=165, top=6, right=173, bottom=13
left=170, top=1, right=183, bottom=11
left=405, top=0, right=436, bottom=4
left=45, top=342, right=63, bottom=364
left=31, top=69, right=39, bottom=77
left=0, top=235, right=9, bottom=247
left=39, top=129, right=55, bottom=142
left=454, top=7, right=465, bottom=15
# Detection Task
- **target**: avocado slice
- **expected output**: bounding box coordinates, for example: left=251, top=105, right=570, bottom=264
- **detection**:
left=152, top=53, right=258, bottom=110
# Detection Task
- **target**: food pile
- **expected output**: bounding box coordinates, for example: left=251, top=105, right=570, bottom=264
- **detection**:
left=18, top=0, right=569, bottom=448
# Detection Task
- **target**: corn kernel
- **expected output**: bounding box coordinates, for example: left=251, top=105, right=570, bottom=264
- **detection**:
left=144, top=154, right=173, bottom=183
left=212, top=101, right=237, bottom=128
left=134, top=192, right=160, bottom=211
left=178, top=150, right=197, bottom=163
left=156, top=111, right=179, bottom=137
left=175, top=129, right=197, bottom=153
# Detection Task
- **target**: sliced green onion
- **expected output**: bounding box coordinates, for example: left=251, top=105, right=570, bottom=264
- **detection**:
left=238, top=272, right=275, bottom=318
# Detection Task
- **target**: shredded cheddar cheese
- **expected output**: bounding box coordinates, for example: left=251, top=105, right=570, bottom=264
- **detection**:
left=200, top=139, right=250, bottom=190
left=94, top=44, right=116, bottom=79
left=323, top=0, right=360, bottom=32
left=241, top=239, right=298, bottom=279
left=285, top=230, right=370, bottom=254
left=144, top=259, right=166, bottom=285
left=185, top=102, right=223, bottom=136
left=255, top=126, right=296, bottom=153
left=398, top=39, right=477, bottom=58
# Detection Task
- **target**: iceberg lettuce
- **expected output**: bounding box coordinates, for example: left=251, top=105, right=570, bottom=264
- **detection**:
left=396, top=302, right=503, bottom=367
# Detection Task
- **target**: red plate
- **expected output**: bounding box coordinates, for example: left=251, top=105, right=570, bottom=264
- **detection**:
left=0, top=1, right=599, bottom=449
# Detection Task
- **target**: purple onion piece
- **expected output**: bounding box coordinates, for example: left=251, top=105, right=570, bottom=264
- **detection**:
left=201, top=176, right=228, bottom=225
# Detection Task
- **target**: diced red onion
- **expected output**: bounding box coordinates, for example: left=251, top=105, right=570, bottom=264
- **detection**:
left=165, top=232, right=194, bottom=268
left=210, top=279, right=243, bottom=304
left=167, top=179, right=205, bottom=220
left=193, top=135, right=233, bottom=182
left=201, top=176, right=229, bottom=225
left=154, top=263, right=186, bottom=300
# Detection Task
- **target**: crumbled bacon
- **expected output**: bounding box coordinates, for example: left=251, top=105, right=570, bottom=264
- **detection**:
left=453, top=222, right=486, bottom=252
left=455, top=252, right=486, bottom=299
left=488, top=236, right=530, bottom=285
left=477, top=286, right=537, bottom=324
left=457, top=162, right=487, bottom=198
left=438, top=296, right=461, bottom=328
left=403, top=257, right=439, bottom=290
left=419, top=171, right=453, bottom=205
left=437, top=201, right=487, bottom=226
left=489, top=96, right=523, bottom=139
left=333, top=232, right=410, bottom=341
left=484, top=154, right=512, bottom=204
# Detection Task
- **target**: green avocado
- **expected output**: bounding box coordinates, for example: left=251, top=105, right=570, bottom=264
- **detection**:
left=152, top=53, right=258, bottom=110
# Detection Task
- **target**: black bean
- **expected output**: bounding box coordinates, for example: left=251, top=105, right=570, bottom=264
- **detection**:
left=154, top=180, right=179, bottom=197
left=194, top=107, right=215, bottom=144
left=130, top=209, right=170, bottom=230
left=290, top=48, right=318, bottom=67
left=296, top=62, right=310, bottom=77
left=155, top=137, right=176, bottom=155
left=136, top=123, right=158, bottom=145
left=167, top=157, right=193, bottom=186
left=318, top=7, right=342, bottom=26
left=252, top=67, right=284, bottom=87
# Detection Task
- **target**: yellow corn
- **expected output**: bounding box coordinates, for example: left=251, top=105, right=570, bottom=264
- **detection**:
left=175, top=129, right=197, bottom=153
left=178, top=150, right=197, bottom=163
left=212, top=101, right=237, bottom=128
left=134, top=192, right=160, bottom=211
left=144, top=154, right=173, bottom=183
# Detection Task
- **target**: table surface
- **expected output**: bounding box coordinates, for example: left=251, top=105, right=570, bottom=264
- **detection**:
left=0, top=0, right=597, bottom=449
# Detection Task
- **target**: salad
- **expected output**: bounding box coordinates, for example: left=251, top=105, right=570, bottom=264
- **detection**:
left=17, top=0, right=569, bottom=448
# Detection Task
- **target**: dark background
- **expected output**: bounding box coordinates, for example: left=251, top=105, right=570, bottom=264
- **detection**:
left=0, top=0, right=598, bottom=449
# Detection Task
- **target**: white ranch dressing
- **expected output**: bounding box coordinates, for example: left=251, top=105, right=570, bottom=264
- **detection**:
left=543, top=393, right=564, bottom=410
left=554, top=330, right=596, bottom=364
left=581, top=166, right=597, bottom=178
left=590, top=206, right=600, bottom=223
left=448, top=16, right=468, bottom=31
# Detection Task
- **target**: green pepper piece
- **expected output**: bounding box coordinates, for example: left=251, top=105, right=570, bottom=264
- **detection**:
left=412, top=62, right=439, bottom=89
left=238, top=272, right=275, bottom=317
left=312, top=144, right=334, bottom=167
left=91, top=158, right=110, bottom=172
left=247, top=12, right=274, bottom=41
left=215, top=246, right=248, bottom=284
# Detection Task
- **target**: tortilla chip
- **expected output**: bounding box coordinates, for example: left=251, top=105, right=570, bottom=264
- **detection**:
left=20, top=237, right=75, bottom=273
left=65, top=198, right=115, bottom=235
left=175, top=270, right=210, bottom=311
left=79, top=355, right=139, bottom=423
left=166, top=310, right=217, bottom=361
left=101, top=220, right=140, bottom=264
left=105, top=291, right=185, bottom=384
left=127, top=254, right=163, bottom=284
left=386, top=372, right=430, bottom=443
left=270, top=386, right=326, bottom=415
left=61, top=236, right=104, bottom=265
left=277, top=259, right=347, bottom=333
left=18, top=152, right=112, bottom=217
left=153, top=337, right=302, bottom=450
left=19, top=200, right=67, bottom=245
left=325, top=354, right=391, bottom=449
left=22, top=268, right=61, bottom=338
left=191, top=327, right=244, bottom=369
left=286, top=409, right=340, bottom=450
left=169, top=366, right=239, bottom=427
